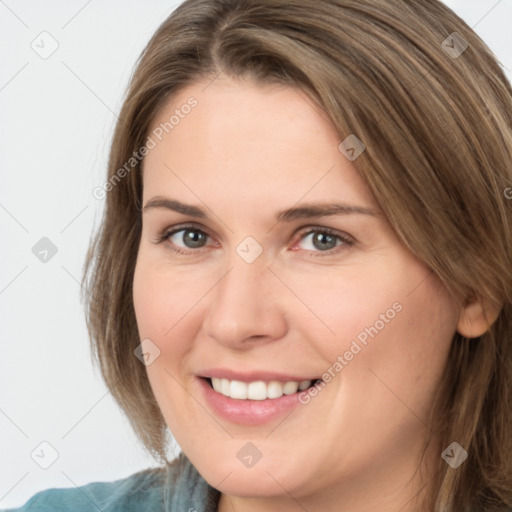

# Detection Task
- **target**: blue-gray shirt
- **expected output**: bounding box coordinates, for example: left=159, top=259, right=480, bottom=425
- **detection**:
left=2, top=452, right=220, bottom=512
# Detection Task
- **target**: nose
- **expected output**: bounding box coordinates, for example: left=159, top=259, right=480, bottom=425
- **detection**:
left=202, top=256, right=288, bottom=350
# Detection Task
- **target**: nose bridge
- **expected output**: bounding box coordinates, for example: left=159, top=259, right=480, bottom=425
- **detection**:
left=214, top=254, right=270, bottom=320
left=221, top=258, right=264, bottom=305
left=203, top=250, right=287, bottom=347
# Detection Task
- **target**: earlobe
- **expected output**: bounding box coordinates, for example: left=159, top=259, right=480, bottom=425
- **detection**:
left=456, top=297, right=502, bottom=338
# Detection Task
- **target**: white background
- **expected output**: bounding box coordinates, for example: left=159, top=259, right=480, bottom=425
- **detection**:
left=1, top=0, right=511, bottom=508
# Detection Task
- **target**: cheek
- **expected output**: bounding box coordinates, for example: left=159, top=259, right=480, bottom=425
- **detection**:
left=308, top=254, right=456, bottom=358
left=132, top=258, right=198, bottom=424
left=132, top=258, right=189, bottom=417
left=329, top=272, right=458, bottom=428
left=295, top=254, right=458, bottom=420
left=273, top=256, right=416, bottom=356
left=132, top=253, right=207, bottom=343
left=132, top=253, right=212, bottom=410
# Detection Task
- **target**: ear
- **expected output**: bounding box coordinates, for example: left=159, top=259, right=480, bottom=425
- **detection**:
left=456, top=296, right=502, bottom=338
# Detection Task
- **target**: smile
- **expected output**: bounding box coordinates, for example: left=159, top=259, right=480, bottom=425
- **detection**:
left=207, top=377, right=321, bottom=400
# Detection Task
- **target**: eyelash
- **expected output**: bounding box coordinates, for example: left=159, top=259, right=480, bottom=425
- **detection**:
left=154, top=223, right=355, bottom=257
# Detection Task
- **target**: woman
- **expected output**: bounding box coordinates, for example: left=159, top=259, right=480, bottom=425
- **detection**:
left=5, top=0, right=512, bottom=511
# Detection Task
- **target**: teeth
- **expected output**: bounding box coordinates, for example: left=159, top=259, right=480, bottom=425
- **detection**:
left=210, top=378, right=313, bottom=400
left=220, top=378, right=230, bottom=395
left=230, top=380, right=248, bottom=399
left=283, top=381, right=299, bottom=394
left=248, top=381, right=267, bottom=400
left=298, top=380, right=311, bottom=391
left=267, top=381, right=283, bottom=399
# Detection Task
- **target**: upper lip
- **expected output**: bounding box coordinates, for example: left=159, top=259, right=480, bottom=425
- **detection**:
left=199, top=368, right=321, bottom=383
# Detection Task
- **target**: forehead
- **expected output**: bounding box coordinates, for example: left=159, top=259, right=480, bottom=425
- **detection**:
left=142, top=77, right=376, bottom=210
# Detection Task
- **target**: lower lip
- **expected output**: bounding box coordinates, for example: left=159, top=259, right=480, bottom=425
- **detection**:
left=198, top=378, right=305, bottom=425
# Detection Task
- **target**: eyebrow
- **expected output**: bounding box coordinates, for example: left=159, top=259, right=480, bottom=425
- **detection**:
left=142, top=197, right=378, bottom=222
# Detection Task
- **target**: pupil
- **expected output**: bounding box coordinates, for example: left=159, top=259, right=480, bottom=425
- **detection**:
left=184, top=230, right=206, bottom=248
left=313, top=232, right=336, bottom=250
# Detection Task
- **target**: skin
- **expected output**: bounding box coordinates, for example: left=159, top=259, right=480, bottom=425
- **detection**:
left=132, top=75, right=491, bottom=512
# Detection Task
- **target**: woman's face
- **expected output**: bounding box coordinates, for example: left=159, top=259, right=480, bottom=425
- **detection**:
left=133, top=76, right=460, bottom=508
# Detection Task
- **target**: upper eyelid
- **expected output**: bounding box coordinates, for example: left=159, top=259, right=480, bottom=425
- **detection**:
left=164, top=223, right=214, bottom=240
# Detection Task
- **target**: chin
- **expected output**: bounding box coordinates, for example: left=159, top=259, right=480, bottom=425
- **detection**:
left=187, top=445, right=306, bottom=497
left=210, top=468, right=302, bottom=499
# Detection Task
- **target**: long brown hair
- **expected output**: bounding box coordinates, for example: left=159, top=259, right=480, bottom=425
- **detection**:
left=83, top=1, right=512, bottom=510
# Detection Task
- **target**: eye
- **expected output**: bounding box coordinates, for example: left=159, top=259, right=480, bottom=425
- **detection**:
left=171, top=228, right=208, bottom=248
left=294, top=227, right=353, bottom=255
left=155, top=224, right=354, bottom=257
left=156, top=225, right=212, bottom=254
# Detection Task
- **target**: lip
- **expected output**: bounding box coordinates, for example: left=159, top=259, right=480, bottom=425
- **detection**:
left=199, top=368, right=319, bottom=383
left=197, top=377, right=312, bottom=426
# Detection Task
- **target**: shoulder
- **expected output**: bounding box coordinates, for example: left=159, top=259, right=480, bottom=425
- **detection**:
left=2, top=452, right=220, bottom=512
left=2, top=466, right=166, bottom=512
